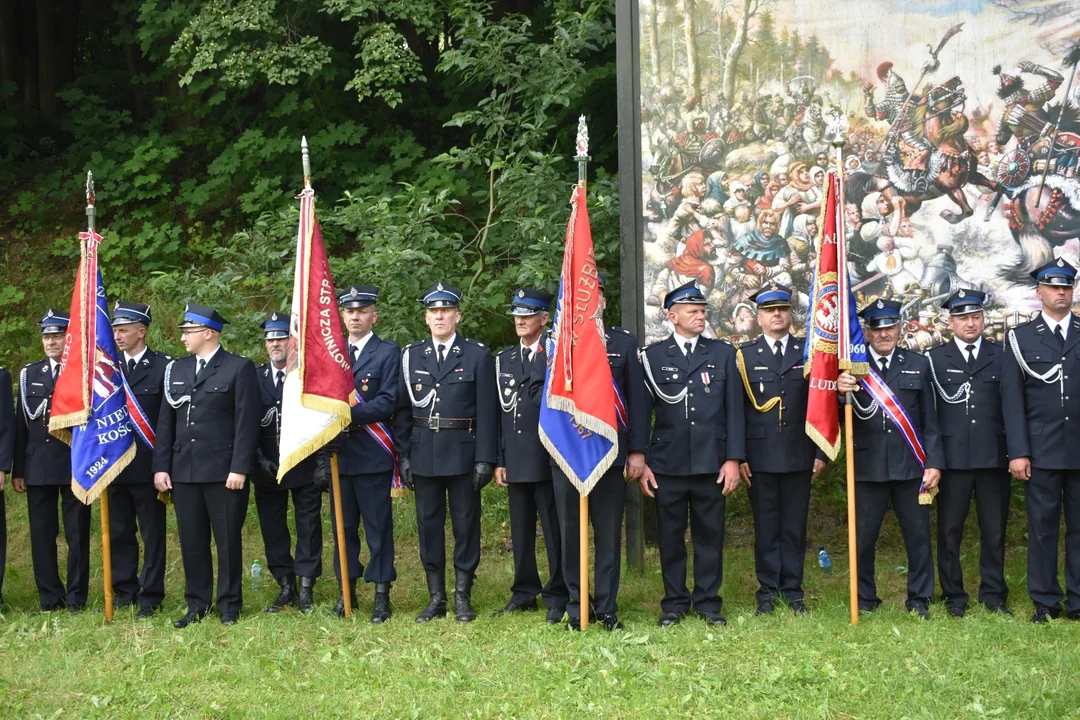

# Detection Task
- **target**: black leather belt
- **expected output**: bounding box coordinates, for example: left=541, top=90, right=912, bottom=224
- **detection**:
left=412, top=415, right=474, bottom=432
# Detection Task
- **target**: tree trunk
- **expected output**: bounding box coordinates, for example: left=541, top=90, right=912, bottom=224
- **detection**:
left=679, top=0, right=698, bottom=99
left=648, top=0, right=661, bottom=87
left=20, top=0, right=37, bottom=110
left=36, top=0, right=58, bottom=123
left=124, top=43, right=148, bottom=120
left=722, top=0, right=754, bottom=104
left=0, top=0, right=20, bottom=108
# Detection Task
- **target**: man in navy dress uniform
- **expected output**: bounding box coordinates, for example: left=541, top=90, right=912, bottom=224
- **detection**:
left=837, top=299, right=944, bottom=618
left=153, top=303, right=260, bottom=627
left=0, top=359, right=11, bottom=607
left=493, top=287, right=567, bottom=624
left=1002, top=258, right=1080, bottom=623
left=13, top=310, right=91, bottom=612
left=639, top=281, right=745, bottom=627
left=109, top=301, right=170, bottom=619
left=737, top=283, right=825, bottom=615
left=251, top=312, right=323, bottom=615
left=928, top=290, right=1011, bottom=617
left=396, top=283, right=497, bottom=623
left=334, top=285, right=400, bottom=623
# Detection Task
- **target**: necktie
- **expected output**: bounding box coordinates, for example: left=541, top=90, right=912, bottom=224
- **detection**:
left=965, top=344, right=976, bottom=371
left=52, top=363, right=58, bottom=380
left=1054, top=325, right=1065, bottom=349
left=128, top=358, right=137, bottom=375
left=522, top=347, right=532, bottom=374
left=878, top=356, right=888, bottom=374
left=350, top=344, right=359, bottom=364
left=773, top=340, right=783, bottom=364
left=197, top=359, right=207, bottom=377
left=684, top=341, right=693, bottom=358
left=275, top=370, right=284, bottom=390
left=437, top=345, right=446, bottom=367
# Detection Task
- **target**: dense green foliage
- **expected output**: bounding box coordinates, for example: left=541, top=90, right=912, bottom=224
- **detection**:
left=0, top=0, right=620, bottom=369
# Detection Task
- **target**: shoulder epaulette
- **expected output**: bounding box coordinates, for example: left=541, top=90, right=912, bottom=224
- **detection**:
left=405, top=339, right=425, bottom=350
left=464, top=338, right=486, bottom=349
left=718, top=337, right=732, bottom=345
left=609, top=326, right=632, bottom=336
left=644, top=337, right=667, bottom=350
left=738, top=339, right=756, bottom=349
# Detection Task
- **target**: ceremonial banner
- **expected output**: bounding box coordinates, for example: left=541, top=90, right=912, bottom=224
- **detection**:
left=805, top=170, right=869, bottom=459
left=277, top=188, right=353, bottom=479
left=49, top=231, right=147, bottom=503
left=539, top=185, right=618, bottom=495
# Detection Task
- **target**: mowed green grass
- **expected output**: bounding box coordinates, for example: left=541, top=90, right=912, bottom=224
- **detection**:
left=0, top=485, right=1077, bottom=719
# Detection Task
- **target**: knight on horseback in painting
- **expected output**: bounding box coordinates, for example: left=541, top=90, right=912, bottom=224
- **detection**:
left=865, top=62, right=935, bottom=194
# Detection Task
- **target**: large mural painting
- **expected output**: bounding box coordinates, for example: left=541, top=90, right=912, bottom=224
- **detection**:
left=635, top=0, right=1080, bottom=347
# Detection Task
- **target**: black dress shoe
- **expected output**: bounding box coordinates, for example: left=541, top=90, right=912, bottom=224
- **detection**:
left=946, top=604, right=966, bottom=618
left=265, top=578, right=299, bottom=614
left=910, top=604, right=930, bottom=620
left=696, top=611, right=727, bottom=626
left=658, top=612, right=682, bottom=627
left=493, top=598, right=538, bottom=617
left=331, top=587, right=359, bottom=618
left=858, top=602, right=880, bottom=615
left=566, top=617, right=581, bottom=631
left=135, top=606, right=156, bottom=620
left=597, top=612, right=624, bottom=631
left=546, top=607, right=565, bottom=624
left=68, top=603, right=86, bottom=614
left=371, top=583, right=392, bottom=624
left=755, top=601, right=775, bottom=616
left=985, top=604, right=1012, bottom=616
left=1031, top=607, right=1057, bottom=624
left=36, top=601, right=66, bottom=614
left=454, top=592, right=477, bottom=623
left=220, top=612, right=239, bottom=626
left=790, top=600, right=808, bottom=615
left=298, top=577, right=316, bottom=614
left=114, top=598, right=138, bottom=610
left=1067, top=609, right=1080, bottom=621
left=173, top=610, right=206, bottom=629
left=416, top=593, right=448, bottom=623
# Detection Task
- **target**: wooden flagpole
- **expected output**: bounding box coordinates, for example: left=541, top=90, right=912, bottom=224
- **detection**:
left=301, top=137, right=351, bottom=618
left=576, top=117, right=592, bottom=630
left=831, top=123, right=858, bottom=626
left=86, top=172, right=115, bottom=623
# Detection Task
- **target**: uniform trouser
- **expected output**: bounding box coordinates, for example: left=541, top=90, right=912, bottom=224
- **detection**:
left=936, top=469, right=1010, bottom=609
left=654, top=473, right=726, bottom=615
left=1025, top=468, right=1080, bottom=614
left=747, top=470, right=812, bottom=604
left=855, top=478, right=934, bottom=609
left=507, top=479, right=568, bottom=610
left=108, top=483, right=167, bottom=609
left=253, top=481, right=323, bottom=583
left=414, top=472, right=479, bottom=577
left=173, top=482, right=249, bottom=615
left=26, top=484, right=91, bottom=608
left=552, top=465, right=626, bottom=618
left=0, top=492, right=5, bottom=599
left=329, top=471, right=396, bottom=585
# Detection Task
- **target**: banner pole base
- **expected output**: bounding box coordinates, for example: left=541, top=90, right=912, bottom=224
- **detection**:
left=330, top=453, right=351, bottom=618
left=100, top=489, right=114, bottom=622
left=580, top=493, right=589, bottom=630
left=845, top=402, right=859, bottom=626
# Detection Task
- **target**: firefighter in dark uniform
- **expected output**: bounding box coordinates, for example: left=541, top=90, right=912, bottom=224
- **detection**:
left=334, top=285, right=400, bottom=623
left=1002, top=258, right=1080, bottom=623
left=251, top=312, right=323, bottom=615
left=109, top=301, right=170, bottom=619
left=837, top=299, right=944, bottom=619
left=0, top=360, right=17, bottom=608
left=493, top=287, right=568, bottom=624
left=395, top=283, right=497, bottom=623
left=928, top=290, right=1011, bottom=617
left=153, top=303, right=260, bottom=627
left=737, top=284, right=825, bottom=616
left=531, top=274, right=649, bottom=631
left=639, top=281, right=745, bottom=627
left=13, top=310, right=91, bottom=612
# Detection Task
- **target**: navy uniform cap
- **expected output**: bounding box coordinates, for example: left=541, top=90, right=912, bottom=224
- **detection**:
left=420, top=282, right=462, bottom=308
left=112, top=300, right=152, bottom=327
left=663, top=281, right=707, bottom=309
left=260, top=311, right=290, bottom=339
left=39, top=308, right=70, bottom=335
left=749, top=282, right=793, bottom=309
left=510, top=288, right=554, bottom=316
left=858, top=298, right=902, bottom=329
left=339, top=284, right=379, bottom=309
left=177, top=303, right=227, bottom=332
left=940, top=289, right=986, bottom=316
left=1030, top=257, right=1077, bottom=286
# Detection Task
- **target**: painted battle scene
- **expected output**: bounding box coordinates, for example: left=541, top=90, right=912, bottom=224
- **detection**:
left=638, top=0, right=1080, bottom=346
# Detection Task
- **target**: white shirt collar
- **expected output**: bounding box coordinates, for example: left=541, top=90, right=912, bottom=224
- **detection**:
left=1042, top=312, right=1070, bottom=340
left=350, top=332, right=374, bottom=358
left=433, top=334, right=457, bottom=354
left=953, top=335, right=983, bottom=358
left=762, top=333, right=790, bottom=355
left=125, top=347, right=148, bottom=366
left=869, top=347, right=895, bottom=367
left=520, top=337, right=541, bottom=356
left=673, top=331, right=699, bottom=355
left=49, top=358, right=59, bottom=374
left=196, top=345, right=221, bottom=364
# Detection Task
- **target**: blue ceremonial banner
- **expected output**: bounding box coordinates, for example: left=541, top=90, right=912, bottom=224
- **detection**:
left=50, top=229, right=140, bottom=504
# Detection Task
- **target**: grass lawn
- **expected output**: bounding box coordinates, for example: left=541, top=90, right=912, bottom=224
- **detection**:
left=0, top=484, right=1077, bottom=719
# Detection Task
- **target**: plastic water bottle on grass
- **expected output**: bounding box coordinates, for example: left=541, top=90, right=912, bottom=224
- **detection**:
left=817, top=546, right=832, bottom=573
left=251, top=559, right=263, bottom=590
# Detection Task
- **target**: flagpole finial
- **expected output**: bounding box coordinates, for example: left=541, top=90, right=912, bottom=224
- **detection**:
left=575, top=116, right=590, bottom=190
left=86, top=171, right=96, bottom=233
left=824, top=108, right=849, bottom=149
left=301, top=136, right=312, bottom=190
